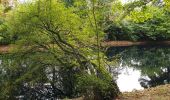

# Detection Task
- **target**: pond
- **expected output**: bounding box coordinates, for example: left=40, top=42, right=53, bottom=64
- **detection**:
left=1, top=45, right=170, bottom=97
left=106, top=45, right=170, bottom=92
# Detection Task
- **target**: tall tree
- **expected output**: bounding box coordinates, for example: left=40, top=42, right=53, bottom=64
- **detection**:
left=0, top=0, right=119, bottom=99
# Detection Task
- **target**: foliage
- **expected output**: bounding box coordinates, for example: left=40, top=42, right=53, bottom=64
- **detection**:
left=105, top=0, right=170, bottom=41
left=1, top=0, right=170, bottom=99
left=77, top=74, right=119, bottom=100
left=0, top=0, right=119, bottom=99
left=0, top=4, right=14, bottom=45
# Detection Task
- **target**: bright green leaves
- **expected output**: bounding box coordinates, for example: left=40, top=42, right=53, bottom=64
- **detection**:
left=129, top=11, right=153, bottom=23
left=111, top=0, right=124, bottom=23
left=9, top=0, right=81, bottom=45
left=164, top=0, right=170, bottom=11
left=105, top=0, right=170, bottom=41
left=127, top=5, right=164, bottom=23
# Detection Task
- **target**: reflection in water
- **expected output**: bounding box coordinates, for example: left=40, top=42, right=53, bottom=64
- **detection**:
left=0, top=46, right=170, bottom=94
left=139, top=67, right=170, bottom=88
left=116, top=67, right=144, bottom=92
left=106, top=46, right=170, bottom=92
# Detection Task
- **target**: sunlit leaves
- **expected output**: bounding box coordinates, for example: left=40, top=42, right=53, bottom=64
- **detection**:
left=127, top=5, right=164, bottom=23
left=164, top=0, right=170, bottom=11
left=111, top=0, right=124, bottom=23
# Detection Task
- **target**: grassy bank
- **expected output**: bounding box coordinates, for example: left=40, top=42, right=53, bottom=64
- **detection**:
left=118, top=84, right=170, bottom=100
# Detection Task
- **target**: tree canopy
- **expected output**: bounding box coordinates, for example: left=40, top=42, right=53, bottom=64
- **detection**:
left=0, top=0, right=119, bottom=99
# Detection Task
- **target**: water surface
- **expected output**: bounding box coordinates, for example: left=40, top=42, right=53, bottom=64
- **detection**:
left=106, top=46, right=170, bottom=92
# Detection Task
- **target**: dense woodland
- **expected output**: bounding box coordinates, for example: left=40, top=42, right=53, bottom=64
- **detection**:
left=0, top=0, right=169, bottom=99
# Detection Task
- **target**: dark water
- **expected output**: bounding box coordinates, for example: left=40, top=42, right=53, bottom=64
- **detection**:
left=1, top=46, right=170, bottom=95
left=106, top=46, right=170, bottom=92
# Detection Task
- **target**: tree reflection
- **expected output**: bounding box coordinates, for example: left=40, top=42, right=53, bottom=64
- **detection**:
left=106, top=46, right=170, bottom=88
left=139, top=67, right=170, bottom=88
